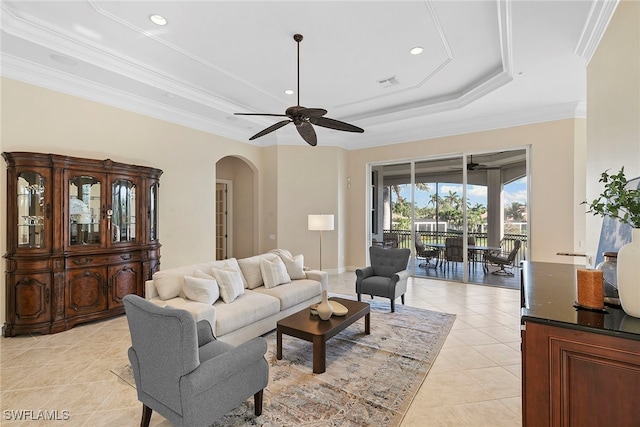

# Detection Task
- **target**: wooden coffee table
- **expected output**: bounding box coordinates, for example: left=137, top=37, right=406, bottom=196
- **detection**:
left=276, top=297, right=370, bottom=374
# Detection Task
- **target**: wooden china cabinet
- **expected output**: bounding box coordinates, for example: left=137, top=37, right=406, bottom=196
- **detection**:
left=3, top=152, right=162, bottom=337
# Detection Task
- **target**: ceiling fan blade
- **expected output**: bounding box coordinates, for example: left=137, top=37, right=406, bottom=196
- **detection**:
left=235, top=112, right=289, bottom=117
left=296, top=122, right=317, bottom=146
left=299, top=108, right=327, bottom=118
left=249, top=120, right=292, bottom=140
left=309, top=116, right=364, bottom=133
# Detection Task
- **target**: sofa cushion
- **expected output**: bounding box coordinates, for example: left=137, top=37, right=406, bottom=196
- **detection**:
left=153, top=265, right=198, bottom=300
left=193, top=269, right=214, bottom=280
left=213, top=291, right=280, bottom=337
left=269, top=249, right=306, bottom=280
left=183, top=276, right=219, bottom=305
left=238, top=253, right=279, bottom=289
left=152, top=259, right=243, bottom=300
left=280, top=254, right=306, bottom=280
left=253, top=279, right=322, bottom=310
left=259, top=257, right=291, bottom=289
left=212, top=267, right=245, bottom=304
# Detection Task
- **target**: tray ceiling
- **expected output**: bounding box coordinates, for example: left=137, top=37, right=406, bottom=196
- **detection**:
left=0, top=1, right=616, bottom=148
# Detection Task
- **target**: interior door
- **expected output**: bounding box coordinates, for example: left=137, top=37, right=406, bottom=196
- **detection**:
left=215, top=181, right=231, bottom=259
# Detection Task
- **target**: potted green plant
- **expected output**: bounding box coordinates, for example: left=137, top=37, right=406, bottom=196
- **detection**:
left=584, top=167, right=640, bottom=228
left=584, top=167, right=640, bottom=317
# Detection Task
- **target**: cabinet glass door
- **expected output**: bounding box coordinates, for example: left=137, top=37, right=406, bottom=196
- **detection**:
left=69, top=176, right=102, bottom=246
left=17, top=172, right=46, bottom=248
left=149, top=182, right=158, bottom=241
left=112, top=179, right=136, bottom=243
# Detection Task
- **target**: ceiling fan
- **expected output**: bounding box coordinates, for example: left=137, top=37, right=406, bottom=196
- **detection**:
left=451, top=155, right=500, bottom=171
left=234, top=34, right=364, bottom=146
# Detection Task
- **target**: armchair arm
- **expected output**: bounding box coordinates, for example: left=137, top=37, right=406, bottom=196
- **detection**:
left=391, top=269, right=410, bottom=284
left=181, top=337, right=268, bottom=397
left=196, top=320, right=216, bottom=347
left=355, top=266, right=374, bottom=280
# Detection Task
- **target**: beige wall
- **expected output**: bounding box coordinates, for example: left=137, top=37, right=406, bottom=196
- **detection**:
left=346, top=119, right=584, bottom=270
left=273, top=145, right=347, bottom=273
left=586, top=0, right=640, bottom=258
left=0, top=78, right=264, bottom=324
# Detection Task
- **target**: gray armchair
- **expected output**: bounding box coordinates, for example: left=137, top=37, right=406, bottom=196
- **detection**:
left=356, top=246, right=411, bottom=312
left=123, top=294, right=269, bottom=427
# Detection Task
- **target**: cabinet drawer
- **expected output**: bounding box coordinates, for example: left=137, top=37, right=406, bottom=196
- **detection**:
left=66, top=252, right=141, bottom=268
left=9, top=258, right=51, bottom=272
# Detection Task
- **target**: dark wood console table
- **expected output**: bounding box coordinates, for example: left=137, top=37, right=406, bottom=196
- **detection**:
left=520, top=261, right=640, bottom=426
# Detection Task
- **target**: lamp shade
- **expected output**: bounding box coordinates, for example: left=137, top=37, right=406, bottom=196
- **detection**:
left=308, top=214, right=334, bottom=231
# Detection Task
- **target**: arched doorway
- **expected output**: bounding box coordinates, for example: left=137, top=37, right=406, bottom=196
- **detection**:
left=215, top=156, right=258, bottom=259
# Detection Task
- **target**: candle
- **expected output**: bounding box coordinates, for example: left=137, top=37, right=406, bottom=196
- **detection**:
left=576, top=269, right=604, bottom=309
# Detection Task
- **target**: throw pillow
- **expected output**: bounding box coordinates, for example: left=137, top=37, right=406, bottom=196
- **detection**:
left=212, top=267, right=245, bottom=303
left=279, top=253, right=306, bottom=280
left=193, top=269, right=214, bottom=280
left=259, top=257, right=291, bottom=289
left=183, top=276, right=219, bottom=305
left=238, top=253, right=279, bottom=289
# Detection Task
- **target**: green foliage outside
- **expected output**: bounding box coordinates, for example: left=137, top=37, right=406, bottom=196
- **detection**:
left=389, top=184, right=526, bottom=234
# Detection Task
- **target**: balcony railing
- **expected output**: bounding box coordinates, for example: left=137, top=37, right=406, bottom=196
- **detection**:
left=382, top=229, right=528, bottom=266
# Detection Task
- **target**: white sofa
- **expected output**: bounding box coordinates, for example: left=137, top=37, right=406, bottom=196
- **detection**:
left=144, top=250, right=327, bottom=346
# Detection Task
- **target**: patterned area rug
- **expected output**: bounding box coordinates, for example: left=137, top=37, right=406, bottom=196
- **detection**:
left=111, top=297, right=455, bottom=426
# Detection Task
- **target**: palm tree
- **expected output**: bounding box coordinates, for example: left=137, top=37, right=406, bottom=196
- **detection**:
left=505, top=201, right=526, bottom=221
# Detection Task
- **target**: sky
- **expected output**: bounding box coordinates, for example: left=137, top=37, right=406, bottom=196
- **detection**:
left=398, top=177, right=527, bottom=209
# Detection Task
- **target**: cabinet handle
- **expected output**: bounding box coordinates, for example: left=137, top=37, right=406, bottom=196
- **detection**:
left=120, top=254, right=132, bottom=260
left=72, top=257, right=92, bottom=265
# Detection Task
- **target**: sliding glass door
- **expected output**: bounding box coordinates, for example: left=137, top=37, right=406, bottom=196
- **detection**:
left=370, top=149, right=528, bottom=287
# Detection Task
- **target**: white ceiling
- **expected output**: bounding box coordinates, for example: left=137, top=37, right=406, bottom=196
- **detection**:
left=0, top=1, right=617, bottom=149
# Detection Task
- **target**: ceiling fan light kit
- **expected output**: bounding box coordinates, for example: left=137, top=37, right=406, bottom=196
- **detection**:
left=235, top=34, right=364, bottom=146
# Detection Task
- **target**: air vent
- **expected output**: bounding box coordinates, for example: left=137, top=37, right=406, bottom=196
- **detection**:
left=378, top=76, right=399, bottom=88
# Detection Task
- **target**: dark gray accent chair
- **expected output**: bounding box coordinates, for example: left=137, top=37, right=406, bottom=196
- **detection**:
left=356, top=246, right=411, bottom=312
left=123, top=294, right=269, bottom=427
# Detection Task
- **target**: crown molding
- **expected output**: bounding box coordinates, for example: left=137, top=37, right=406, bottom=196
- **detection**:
left=342, top=101, right=586, bottom=150
left=575, top=0, right=620, bottom=63
left=342, top=0, right=513, bottom=124
left=1, top=54, right=251, bottom=143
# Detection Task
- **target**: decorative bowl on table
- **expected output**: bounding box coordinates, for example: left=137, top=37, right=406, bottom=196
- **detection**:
left=310, top=301, right=348, bottom=316
left=329, top=301, right=348, bottom=316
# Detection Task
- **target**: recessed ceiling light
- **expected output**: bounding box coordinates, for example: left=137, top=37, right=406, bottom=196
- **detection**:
left=284, top=89, right=294, bottom=95
left=410, top=46, right=424, bottom=55
left=149, top=14, right=167, bottom=26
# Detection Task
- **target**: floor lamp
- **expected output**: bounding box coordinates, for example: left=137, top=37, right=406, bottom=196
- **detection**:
left=308, top=214, right=334, bottom=271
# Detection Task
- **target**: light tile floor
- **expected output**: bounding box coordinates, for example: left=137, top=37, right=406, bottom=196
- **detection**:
left=0, top=273, right=522, bottom=426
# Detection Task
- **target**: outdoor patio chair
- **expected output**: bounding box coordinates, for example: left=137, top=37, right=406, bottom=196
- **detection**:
left=415, top=232, right=439, bottom=268
left=484, top=240, right=522, bottom=276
